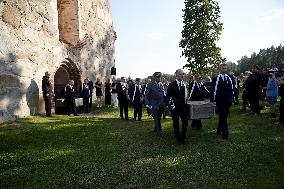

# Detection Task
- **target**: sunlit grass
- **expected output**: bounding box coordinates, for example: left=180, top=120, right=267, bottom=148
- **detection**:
left=0, top=104, right=283, bottom=188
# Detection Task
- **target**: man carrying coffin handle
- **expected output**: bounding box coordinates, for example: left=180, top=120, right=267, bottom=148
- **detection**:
left=210, top=64, right=235, bottom=140
left=65, top=80, right=79, bottom=116
left=188, top=74, right=208, bottom=129
left=166, top=69, right=190, bottom=144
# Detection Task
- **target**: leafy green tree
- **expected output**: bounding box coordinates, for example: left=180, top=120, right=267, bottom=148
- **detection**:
left=226, top=61, right=239, bottom=75
left=237, top=55, right=251, bottom=74
left=180, top=0, right=224, bottom=75
left=236, top=44, right=284, bottom=74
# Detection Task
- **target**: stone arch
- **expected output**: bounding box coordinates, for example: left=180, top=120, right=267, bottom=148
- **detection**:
left=54, top=59, right=81, bottom=99
left=54, top=59, right=81, bottom=114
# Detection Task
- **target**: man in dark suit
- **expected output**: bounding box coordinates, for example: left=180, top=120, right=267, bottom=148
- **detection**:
left=80, top=78, right=90, bottom=113
left=65, top=80, right=78, bottom=116
left=42, top=71, right=52, bottom=117
left=87, top=79, right=94, bottom=109
left=116, top=77, right=129, bottom=120
left=144, top=72, right=165, bottom=138
left=188, top=74, right=207, bottom=129
left=129, top=78, right=143, bottom=121
left=166, top=69, right=189, bottom=144
left=246, top=64, right=262, bottom=115
left=210, top=64, right=234, bottom=139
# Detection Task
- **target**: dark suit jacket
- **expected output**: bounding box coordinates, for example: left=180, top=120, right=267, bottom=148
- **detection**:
left=88, top=81, right=94, bottom=93
left=210, top=74, right=234, bottom=106
left=130, top=84, right=142, bottom=103
left=166, top=80, right=189, bottom=118
left=42, top=76, right=51, bottom=96
left=188, top=81, right=206, bottom=101
left=65, top=84, right=76, bottom=102
left=116, top=82, right=128, bottom=102
left=80, top=84, right=90, bottom=99
left=144, top=82, right=164, bottom=109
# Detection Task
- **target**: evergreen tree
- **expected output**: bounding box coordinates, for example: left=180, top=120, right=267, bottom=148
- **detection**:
left=180, top=0, right=223, bottom=75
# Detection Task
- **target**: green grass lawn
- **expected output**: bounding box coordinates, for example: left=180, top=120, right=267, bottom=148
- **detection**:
left=0, top=104, right=283, bottom=189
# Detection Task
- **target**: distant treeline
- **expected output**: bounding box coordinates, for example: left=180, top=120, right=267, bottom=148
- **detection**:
left=228, top=44, right=284, bottom=75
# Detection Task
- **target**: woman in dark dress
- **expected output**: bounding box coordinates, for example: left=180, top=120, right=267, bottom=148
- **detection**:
left=95, top=78, right=103, bottom=107
left=105, top=78, right=112, bottom=106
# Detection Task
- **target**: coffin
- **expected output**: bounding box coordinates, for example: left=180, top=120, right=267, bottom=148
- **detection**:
left=187, top=100, right=215, bottom=119
left=55, top=98, right=83, bottom=107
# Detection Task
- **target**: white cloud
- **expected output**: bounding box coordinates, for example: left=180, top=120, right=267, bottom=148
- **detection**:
left=144, top=32, right=165, bottom=40
left=255, top=8, right=283, bottom=22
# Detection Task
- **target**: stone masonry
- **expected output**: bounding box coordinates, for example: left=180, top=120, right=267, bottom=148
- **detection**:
left=0, top=0, right=116, bottom=122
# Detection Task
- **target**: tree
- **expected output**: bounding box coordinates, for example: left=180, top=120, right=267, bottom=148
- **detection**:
left=226, top=61, right=239, bottom=75
left=180, top=0, right=223, bottom=75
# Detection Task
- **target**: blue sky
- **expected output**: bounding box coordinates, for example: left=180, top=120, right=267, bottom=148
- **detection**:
left=110, top=0, right=284, bottom=78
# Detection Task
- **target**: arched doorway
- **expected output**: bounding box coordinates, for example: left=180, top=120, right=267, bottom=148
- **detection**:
left=54, top=59, right=81, bottom=113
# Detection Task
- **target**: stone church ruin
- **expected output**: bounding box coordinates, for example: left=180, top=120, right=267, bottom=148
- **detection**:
left=0, top=0, right=116, bottom=122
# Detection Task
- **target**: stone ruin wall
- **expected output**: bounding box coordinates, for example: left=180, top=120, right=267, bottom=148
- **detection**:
left=0, top=0, right=116, bottom=122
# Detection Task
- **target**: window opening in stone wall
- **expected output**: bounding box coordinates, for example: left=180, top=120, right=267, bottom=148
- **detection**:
left=58, top=0, right=80, bottom=47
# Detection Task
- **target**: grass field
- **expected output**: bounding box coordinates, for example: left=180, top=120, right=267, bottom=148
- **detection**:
left=0, top=104, right=283, bottom=188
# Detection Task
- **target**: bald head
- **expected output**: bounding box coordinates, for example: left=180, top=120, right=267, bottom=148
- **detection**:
left=175, top=69, right=184, bottom=81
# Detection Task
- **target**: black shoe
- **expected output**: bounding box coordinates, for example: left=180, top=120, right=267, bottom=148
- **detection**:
left=217, top=130, right=221, bottom=135
left=249, top=111, right=255, bottom=115
left=181, top=138, right=189, bottom=144
left=221, top=135, right=228, bottom=140
left=120, top=117, right=124, bottom=119
left=157, top=132, right=164, bottom=138
left=271, top=113, right=276, bottom=118
left=74, top=114, right=79, bottom=116
left=125, top=117, right=129, bottom=120
left=196, top=124, right=202, bottom=130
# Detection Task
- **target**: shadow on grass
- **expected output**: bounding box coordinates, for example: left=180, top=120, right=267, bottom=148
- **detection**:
left=0, top=105, right=284, bottom=188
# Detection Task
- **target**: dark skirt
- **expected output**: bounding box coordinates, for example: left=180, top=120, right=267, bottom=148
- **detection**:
left=105, top=93, right=111, bottom=105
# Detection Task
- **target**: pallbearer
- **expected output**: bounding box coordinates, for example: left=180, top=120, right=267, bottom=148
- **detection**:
left=130, top=78, right=143, bottom=121
left=166, top=69, right=190, bottom=144
left=80, top=78, right=90, bottom=113
left=65, top=80, right=78, bottom=116
left=117, top=77, right=129, bottom=120
left=210, top=64, right=234, bottom=139
left=188, top=74, right=207, bottom=129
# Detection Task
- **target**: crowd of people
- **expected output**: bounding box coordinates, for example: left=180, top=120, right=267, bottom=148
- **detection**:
left=42, top=63, right=284, bottom=144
